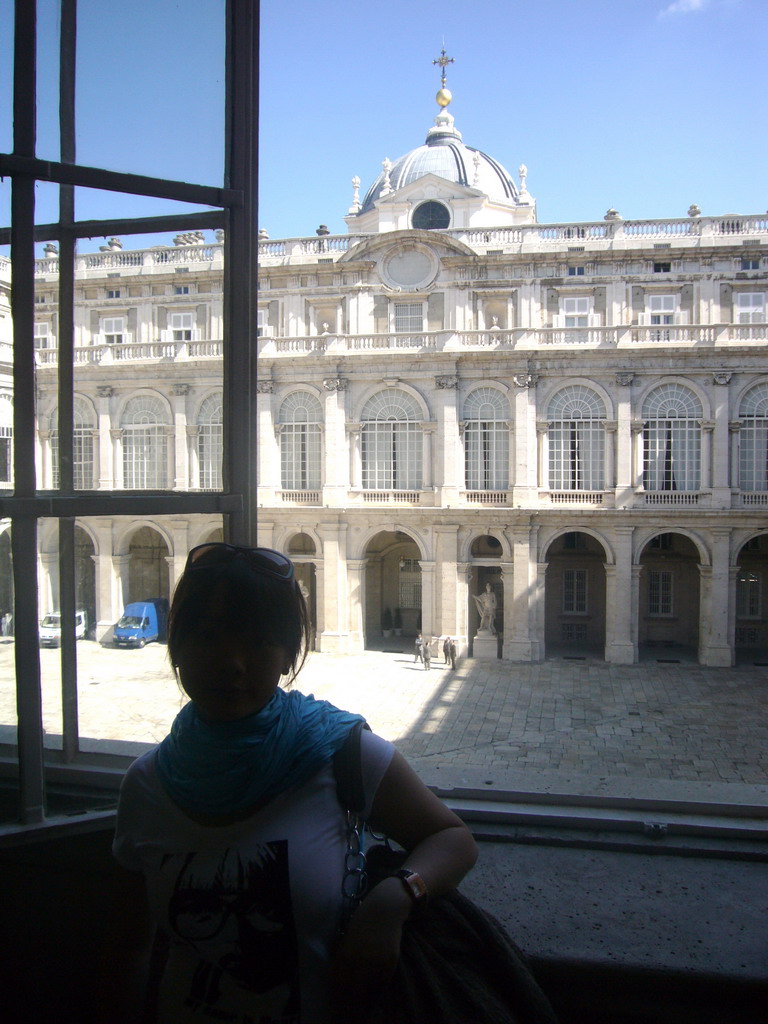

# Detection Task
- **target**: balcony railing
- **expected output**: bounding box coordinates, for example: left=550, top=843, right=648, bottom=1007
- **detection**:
left=254, top=214, right=768, bottom=261
left=34, top=338, right=223, bottom=366
left=279, top=490, right=321, bottom=504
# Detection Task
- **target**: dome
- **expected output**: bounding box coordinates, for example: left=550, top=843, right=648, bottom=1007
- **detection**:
left=359, top=110, right=519, bottom=214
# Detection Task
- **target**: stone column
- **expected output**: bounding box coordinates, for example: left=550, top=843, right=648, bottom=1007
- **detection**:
left=172, top=384, right=190, bottom=490
left=536, top=421, right=548, bottom=491
left=39, top=551, right=58, bottom=613
left=511, top=375, right=538, bottom=506
left=322, top=377, right=349, bottom=507
left=503, top=526, right=537, bottom=661
left=500, top=559, right=514, bottom=655
left=729, top=422, right=741, bottom=489
left=614, top=373, right=634, bottom=507
left=89, top=428, right=100, bottom=489
left=164, top=426, right=176, bottom=488
left=314, top=562, right=326, bottom=638
left=419, top=560, right=436, bottom=642
left=317, top=522, right=351, bottom=654
left=110, top=428, right=124, bottom=489
left=97, top=386, right=114, bottom=489
left=92, top=549, right=116, bottom=642
left=604, top=421, right=617, bottom=491
left=631, top=421, right=644, bottom=491
left=346, top=558, right=366, bottom=650
left=187, top=425, right=200, bottom=489
left=421, top=424, right=435, bottom=491
left=113, top=554, right=132, bottom=611
left=711, top=372, right=732, bottom=508
left=533, top=561, right=548, bottom=657
left=434, top=374, right=460, bottom=506
left=433, top=525, right=461, bottom=646
left=604, top=527, right=636, bottom=663
left=256, top=380, right=279, bottom=505
left=38, top=430, right=52, bottom=489
left=699, top=529, right=734, bottom=666
left=347, top=424, right=362, bottom=490
left=700, top=420, right=714, bottom=492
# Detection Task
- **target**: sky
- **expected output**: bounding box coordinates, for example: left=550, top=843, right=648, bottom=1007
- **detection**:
left=1, top=0, right=766, bottom=253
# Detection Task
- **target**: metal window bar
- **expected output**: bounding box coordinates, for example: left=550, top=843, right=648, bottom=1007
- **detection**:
left=1, top=0, right=258, bottom=825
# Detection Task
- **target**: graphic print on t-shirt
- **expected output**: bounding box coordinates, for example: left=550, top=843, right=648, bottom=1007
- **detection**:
left=164, top=841, right=299, bottom=1022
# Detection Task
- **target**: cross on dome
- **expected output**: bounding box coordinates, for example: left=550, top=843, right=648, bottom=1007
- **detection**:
left=432, top=46, right=455, bottom=109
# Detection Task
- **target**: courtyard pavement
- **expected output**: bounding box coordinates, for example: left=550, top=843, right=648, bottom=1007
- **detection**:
left=1, top=638, right=767, bottom=802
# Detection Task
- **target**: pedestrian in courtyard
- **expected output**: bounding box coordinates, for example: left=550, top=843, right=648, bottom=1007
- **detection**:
left=423, top=640, right=432, bottom=670
left=449, top=637, right=457, bottom=670
left=98, top=543, right=477, bottom=1024
left=413, top=632, right=424, bottom=663
left=443, top=636, right=451, bottom=664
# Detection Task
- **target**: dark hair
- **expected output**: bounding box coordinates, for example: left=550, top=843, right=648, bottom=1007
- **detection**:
left=167, top=555, right=310, bottom=681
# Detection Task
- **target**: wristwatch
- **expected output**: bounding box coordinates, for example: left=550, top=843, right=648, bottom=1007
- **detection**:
left=393, top=868, right=429, bottom=906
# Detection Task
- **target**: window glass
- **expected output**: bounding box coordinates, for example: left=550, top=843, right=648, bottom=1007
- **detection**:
left=75, top=0, right=224, bottom=184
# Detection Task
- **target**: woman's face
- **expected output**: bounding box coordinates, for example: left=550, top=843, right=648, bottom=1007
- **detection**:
left=174, top=586, right=288, bottom=722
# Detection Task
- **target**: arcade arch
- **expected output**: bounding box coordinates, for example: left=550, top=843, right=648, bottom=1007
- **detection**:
left=543, top=531, right=608, bottom=659
left=637, top=532, right=700, bottom=661
left=734, top=532, right=768, bottom=663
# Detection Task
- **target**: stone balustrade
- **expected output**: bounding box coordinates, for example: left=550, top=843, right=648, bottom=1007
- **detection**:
left=22, top=321, right=767, bottom=367
left=22, top=214, right=768, bottom=279
left=33, top=338, right=223, bottom=366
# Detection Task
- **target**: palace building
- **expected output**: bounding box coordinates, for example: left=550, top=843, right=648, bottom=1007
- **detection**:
left=2, top=73, right=767, bottom=666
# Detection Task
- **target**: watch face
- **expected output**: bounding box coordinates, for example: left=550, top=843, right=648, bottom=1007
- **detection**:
left=412, top=200, right=450, bottom=230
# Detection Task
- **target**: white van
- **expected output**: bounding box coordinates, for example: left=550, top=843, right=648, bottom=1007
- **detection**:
left=39, top=610, right=88, bottom=647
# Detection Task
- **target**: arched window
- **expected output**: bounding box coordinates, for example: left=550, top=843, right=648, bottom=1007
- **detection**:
left=547, top=385, right=606, bottom=491
left=0, top=393, right=12, bottom=486
left=279, top=392, right=322, bottom=490
left=197, top=393, right=223, bottom=490
left=51, top=396, right=95, bottom=489
left=361, top=389, right=422, bottom=490
left=463, top=388, right=509, bottom=490
left=739, top=383, right=768, bottom=491
left=121, top=395, right=169, bottom=489
left=642, top=383, right=702, bottom=492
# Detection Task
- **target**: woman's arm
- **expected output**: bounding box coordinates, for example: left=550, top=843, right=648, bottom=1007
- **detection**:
left=331, top=749, right=478, bottom=1010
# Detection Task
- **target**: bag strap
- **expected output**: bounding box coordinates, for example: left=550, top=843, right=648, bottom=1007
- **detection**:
left=333, top=719, right=369, bottom=814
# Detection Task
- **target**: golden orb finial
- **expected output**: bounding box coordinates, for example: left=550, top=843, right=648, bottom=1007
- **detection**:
left=432, top=46, right=455, bottom=107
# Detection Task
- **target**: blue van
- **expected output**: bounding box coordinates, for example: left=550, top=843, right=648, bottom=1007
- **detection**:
left=113, top=598, right=168, bottom=648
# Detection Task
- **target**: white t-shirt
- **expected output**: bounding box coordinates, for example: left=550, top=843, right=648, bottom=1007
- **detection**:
left=113, top=729, right=394, bottom=1024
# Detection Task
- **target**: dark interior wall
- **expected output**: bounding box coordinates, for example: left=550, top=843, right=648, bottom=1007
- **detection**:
left=0, top=826, right=117, bottom=1024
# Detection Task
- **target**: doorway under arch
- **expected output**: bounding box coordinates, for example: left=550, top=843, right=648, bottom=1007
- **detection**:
left=363, top=530, right=421, bottom=649
left=126, top=526, right=170, bottom=605
left=734, top=533, right=768, bottom=665
left=638, top=532, right=700, bottom=663
left=288, top=533, right=317, bottom=650
left=74, top=526, right=96, bottom=636
left=544, top=531, right=607, bottom=660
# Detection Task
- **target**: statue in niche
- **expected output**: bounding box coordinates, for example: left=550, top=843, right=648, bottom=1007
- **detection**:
left=473, top=583, right=497, bottom=635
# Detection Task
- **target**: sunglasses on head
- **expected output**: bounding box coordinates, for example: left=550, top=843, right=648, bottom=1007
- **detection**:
left=185, top=543, right=295, bottom=582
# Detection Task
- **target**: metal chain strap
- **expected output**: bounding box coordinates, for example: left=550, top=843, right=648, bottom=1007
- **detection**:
left=340, top=809, right=369, bottom=932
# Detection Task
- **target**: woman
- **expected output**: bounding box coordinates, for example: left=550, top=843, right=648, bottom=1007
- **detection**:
left=100, top=543, right=477, bottom=1024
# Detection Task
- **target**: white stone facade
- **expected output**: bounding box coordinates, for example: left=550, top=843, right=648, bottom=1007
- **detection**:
left=2, top=109, right=767, bottom=664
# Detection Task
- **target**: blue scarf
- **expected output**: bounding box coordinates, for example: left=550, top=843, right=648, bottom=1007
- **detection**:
left=155, top=688, right=364, bottom=817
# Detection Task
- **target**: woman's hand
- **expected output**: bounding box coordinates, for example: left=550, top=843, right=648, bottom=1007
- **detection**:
left=330, top=876, right=412, bottom=1012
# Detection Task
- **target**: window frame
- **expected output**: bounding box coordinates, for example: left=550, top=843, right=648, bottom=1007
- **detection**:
left=392, top=301, right=424, bottom=334
left=0, top=0, right=259, bottom=827
left=648, top=570, right=674, bottom=617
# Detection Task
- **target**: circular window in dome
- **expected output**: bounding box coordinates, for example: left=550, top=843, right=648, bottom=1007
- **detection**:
left=412, top=200, right=450, bottom=230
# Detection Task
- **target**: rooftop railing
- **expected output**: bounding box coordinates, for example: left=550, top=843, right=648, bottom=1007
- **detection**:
left=25, top=213, right=768, bottom=277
